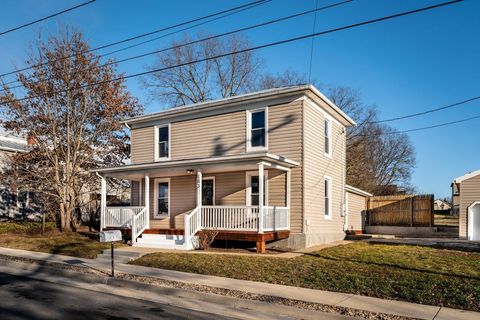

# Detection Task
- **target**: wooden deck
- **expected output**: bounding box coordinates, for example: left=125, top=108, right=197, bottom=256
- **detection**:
left=105, top=227, right=290, bottom=253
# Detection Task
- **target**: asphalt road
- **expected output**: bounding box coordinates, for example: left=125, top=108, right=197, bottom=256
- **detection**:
left=0, top=272, right=238, bottom=320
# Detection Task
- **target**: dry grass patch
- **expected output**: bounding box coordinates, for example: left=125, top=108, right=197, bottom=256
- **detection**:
left=0, top=222, right=125, bottom=259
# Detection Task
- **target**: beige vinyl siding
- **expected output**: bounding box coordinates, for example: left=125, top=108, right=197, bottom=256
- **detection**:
left=268, top=101, right=303, bottom=233
left=459, top=175, right=480, bottom=238
left=303, top=99, right=346, bottom=246
left=172, top=111, right=245, bottom=160
left=215, top=171, right=246, bottom=205
left=347, top=191, right=367, bottom=232
left=131, top=126, right=154, bottom=164
left=268, top=170, right=286, bottom=207
left=130, top=181, right=140, bottom=206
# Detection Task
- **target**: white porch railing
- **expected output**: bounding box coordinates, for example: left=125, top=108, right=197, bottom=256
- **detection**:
left=104, top=206, right=144, bottom=228
left=263, top=206, right=290, bottom=231
left=103, top=206, right=147, bottom=243
left=132, top=207, right=148, bottom=243
left=103, top=205, right=289, bottom=249
left=184, top=205, right=289, bottom=249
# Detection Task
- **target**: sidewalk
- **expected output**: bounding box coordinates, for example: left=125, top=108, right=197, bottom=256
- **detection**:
left=0, top=246, right=478, bottom=320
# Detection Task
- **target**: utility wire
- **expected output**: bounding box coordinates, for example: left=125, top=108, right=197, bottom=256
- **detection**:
left=1, top=0, right=353, bottom=92
left=0, top=0, right=96, bottom=36
left=308, top=0, right=320, bottom=83
left=0, top=0, right=464, bottom=107
left=0, top=0, right=270, bottom=79
left=1, top=0, right=273, bottom=89
left=357, top=113, right=480, bottom=136
left=371, top=95, right=480, bottom=123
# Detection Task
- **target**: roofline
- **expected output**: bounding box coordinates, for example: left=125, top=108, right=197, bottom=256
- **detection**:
left=0, top=146, right=27, bottom=153
left=122, top=85, right=356, bottom=127
left=453, top=169, right=480, bottom=183
left=91, top=153, right=300, bottom=174
left=345, top=184, right=373, bottom=197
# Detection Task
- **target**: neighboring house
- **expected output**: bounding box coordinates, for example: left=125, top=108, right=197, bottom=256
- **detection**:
left=0, top=133, right=30, bottom=218
left=451, top=170, right=480, bottom=240
left=433, top=199, right=451, bottom=211
left=345, top=185, right=372, bottom=234
left=93, top=85, right=356, bottom=252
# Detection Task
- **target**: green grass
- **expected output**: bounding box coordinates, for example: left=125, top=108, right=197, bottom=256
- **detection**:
left=0, top=222, right=124, bottom=259
left=131, top=242, right=480, bottom=311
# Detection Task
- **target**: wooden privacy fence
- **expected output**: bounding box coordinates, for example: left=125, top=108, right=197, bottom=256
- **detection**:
left=366, top=194, right=434, bottom=227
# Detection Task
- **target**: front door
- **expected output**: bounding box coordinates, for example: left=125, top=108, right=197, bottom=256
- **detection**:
left=202, top=178, right=215, bottom=205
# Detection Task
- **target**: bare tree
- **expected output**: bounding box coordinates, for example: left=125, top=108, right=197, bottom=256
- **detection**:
left=143, top=34, right=262, bottom=107
left=326, top=87, right=416, bottom=195
left=0, top=28, right=143, bottom=231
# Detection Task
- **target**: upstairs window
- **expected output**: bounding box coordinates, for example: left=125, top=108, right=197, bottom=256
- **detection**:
left=155, top=124, right=170, bottom=160
left=324, top=176, right=332, bottom=219
left=248, top=109, right=267, bottom=151
left=324, top=117, right=332, bottom=157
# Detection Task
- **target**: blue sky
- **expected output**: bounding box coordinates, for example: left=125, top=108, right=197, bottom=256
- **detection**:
left=0, top=0, right=478, bottom=198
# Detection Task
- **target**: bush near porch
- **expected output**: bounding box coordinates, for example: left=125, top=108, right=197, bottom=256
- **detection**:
left=131, top=242, right=480, bottom=311
left=0, top=222, right=125, bottom=259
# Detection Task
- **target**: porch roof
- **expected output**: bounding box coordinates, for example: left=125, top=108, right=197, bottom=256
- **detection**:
left=91, top=152, right=299, bottom=179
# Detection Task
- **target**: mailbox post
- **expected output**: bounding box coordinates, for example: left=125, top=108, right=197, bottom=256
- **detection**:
left=99, top=230, right=122, bottom=277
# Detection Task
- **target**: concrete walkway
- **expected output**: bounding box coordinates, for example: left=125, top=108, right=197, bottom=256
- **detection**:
left=0, top=246, right=478, bottom=320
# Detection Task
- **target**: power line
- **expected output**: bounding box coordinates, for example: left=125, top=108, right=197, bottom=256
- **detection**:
left=0, top=0, right=96, bottom=36
left=1, top=0, right=354, bottom=92
left=0, top=0, right=270, bottom=79
left=0, top=0, right=464, bottom=107
left=371, top=95, right=480, bottom=123
left=359, top=113, right=480, bottom=136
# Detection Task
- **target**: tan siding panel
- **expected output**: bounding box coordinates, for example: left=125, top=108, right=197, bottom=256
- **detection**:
left=268, top=102, right=303, bottom=233
left=131, top=127, right=154, bottom=164
left=347, top=192, right=366, bottom=231
left=304, top=99, right=346, bottom=244
left=268, top=170, right=286, bottom=207
left=172, top=112, right=245, bottom=160
left=130, top=181, right=140, bottom=206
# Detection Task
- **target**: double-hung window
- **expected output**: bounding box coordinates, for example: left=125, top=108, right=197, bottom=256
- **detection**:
left=155, top=124, right=170, bottom=161
left=324, top=117, right=332, bottom=157
left=154, top=178, right=170, bottom=218
left=324, top=176, right=332, bottom=219
left=248, top=109, right=267, bottom=151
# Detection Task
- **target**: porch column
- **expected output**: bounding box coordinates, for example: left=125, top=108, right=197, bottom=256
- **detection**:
left=196, top=170, right=202, bottom=207
left=145, top=174, right=150, bottom=226
left=100, top=175, right=106, bottom=231
left=258, top=162, right=264, bottom=234
left=286, top=169, right=291, bottom=231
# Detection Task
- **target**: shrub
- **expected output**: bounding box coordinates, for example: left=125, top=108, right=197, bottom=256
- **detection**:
left=197, top=229, right=219, bottom=250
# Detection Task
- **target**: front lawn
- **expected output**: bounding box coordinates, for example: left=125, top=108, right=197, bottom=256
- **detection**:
left=131, top=242, right=480, bottom=311
left=0, top=222, right=124, bottom=259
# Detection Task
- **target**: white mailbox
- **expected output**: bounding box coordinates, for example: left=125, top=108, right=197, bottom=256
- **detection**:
left=99, top=230, right=122, bottom=242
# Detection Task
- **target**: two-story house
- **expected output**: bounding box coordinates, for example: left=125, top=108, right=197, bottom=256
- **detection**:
left=451, top=170, right=480, bottom=240
left=93, top=85, right=356, bottom=252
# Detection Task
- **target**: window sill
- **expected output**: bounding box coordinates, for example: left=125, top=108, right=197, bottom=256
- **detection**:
left=324, top=152, right=332, bottom=159
left=247, top=146, right=268, bottom=153
left=154, top=157, right=170, bottom=162
left=324, top=215, right=332, bottom=220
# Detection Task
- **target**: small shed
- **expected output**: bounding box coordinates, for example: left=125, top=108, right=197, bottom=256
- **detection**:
left=345, top=185, right=372, bottom=234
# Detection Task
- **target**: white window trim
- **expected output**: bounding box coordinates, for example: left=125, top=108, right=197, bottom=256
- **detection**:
left=153, top=178, right=170, bottom=219
left=324, top=175, right=332, bottom=220
left=324, top=116, right=332, bottom=158
left=246, top=107, right=268, bottom=152
left=202, top=176, right=216, bottom=205
left=245, top=171, right=268, bottom=206
left=154, top=123, right=171, bottom=162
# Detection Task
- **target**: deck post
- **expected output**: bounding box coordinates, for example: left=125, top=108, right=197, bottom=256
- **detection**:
left=196, top=170, right=202, bottom=207
left=258, top=162, right=264, bottom=234
left=145, top=174, right=150, bottom=228
left=100, top=175, right=106, bottom=231
left=286, top=170, right=291, bottom=230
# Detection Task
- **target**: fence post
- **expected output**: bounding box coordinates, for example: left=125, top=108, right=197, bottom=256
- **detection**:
left=430, top=195, right=434, bottom=227
left=410, top=197, right=414, bottom=227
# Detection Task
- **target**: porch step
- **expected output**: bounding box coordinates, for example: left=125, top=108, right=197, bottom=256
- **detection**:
left=134, top=234, right=189, bottom=250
